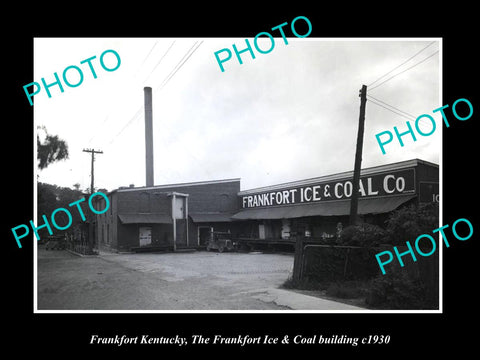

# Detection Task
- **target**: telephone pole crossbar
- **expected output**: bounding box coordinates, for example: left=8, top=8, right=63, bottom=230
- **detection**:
left=83, top=148, right=103, bottom=194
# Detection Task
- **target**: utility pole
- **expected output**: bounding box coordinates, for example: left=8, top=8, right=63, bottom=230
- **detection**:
left=83, top=148, right=103, bottom=194
left=349, top=85, right=367, bottom=226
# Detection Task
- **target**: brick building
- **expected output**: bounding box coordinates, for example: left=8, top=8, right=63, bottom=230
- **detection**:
left=96, top=179, right=240, bottom=252
left=232, top=158, right=438, bottom=243
left=96, top=158, right=438, bottom=252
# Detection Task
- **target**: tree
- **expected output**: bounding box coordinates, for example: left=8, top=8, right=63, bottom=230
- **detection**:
left=339, top=223, right=386, bottom=247
left=385, top=203, right=439, bottom=246
left=37, top=182, right=86, bottom=235
left=37, top=126, right=69, bottom=170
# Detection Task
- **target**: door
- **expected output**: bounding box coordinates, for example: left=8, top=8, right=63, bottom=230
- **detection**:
left=139, top=226, right=152, bottom=247
left=259, top=224, right=266, bottom=239
left=281, top=219, right=291, bottom=239
left=198, top=226, right=213, bottom=246
left=173, top=197, right=185, bottom=219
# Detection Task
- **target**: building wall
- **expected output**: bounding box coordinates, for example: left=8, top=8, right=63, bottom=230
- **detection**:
left=117, top=224, right=138, bottom=251
left=117, top=191, right=171, bottom=214
left=96, top=192, right=117, bottom=251
left=416, top=161, right=440, bottom=204
left=115, top=180, right=240, bottom=215
left=97, top=180, right=240, bottom=251
left=96, top=161, right=438, bottom=251
left=232, top=160, right=439, bottom=242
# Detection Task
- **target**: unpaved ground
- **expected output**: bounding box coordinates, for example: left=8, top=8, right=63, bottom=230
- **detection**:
left=37, top=248, right=295, bottom=310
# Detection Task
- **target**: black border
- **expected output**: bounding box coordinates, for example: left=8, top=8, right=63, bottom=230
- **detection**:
left=5, top=5, right=479, bottom=355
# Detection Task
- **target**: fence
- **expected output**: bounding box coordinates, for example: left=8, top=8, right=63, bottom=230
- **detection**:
left=64, top=222, right=96, bottom=255
left=292, top=237, right=379, bottom=282
left=291, top=236, right=439, bottom=308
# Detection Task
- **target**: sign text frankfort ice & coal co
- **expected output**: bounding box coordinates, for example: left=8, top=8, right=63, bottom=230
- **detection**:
left=241, top=169, right=415, bottom=209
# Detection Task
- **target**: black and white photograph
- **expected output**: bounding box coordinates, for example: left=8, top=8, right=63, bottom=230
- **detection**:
left=32, top=37, right=441, bottom=312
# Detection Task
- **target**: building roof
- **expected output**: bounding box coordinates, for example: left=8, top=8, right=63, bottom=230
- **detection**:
left=231, top=194, right=417, bottom=220
left=118, top=213, right=172, bottom=224
left=238, top=158, right=438, bottom=196
left=189, top=212, right=234, bottom=223
left=109, top=178, right=241, bottom=195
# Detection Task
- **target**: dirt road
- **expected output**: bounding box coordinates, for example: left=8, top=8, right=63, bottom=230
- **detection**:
left=37, top=248, right=295, bottom=310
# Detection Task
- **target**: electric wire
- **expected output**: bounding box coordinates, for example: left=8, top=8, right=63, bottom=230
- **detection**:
left=133, top=41, right=159, bottom=78
left=367, top=94, right=417, bottom=120
left=105, top=41, right=203, bottom=147
left=144, top=40, right=176, bottom=82
left=367, top=97, right=416, bottom=122
left=367, top=97, right=434, bottom=129
left=155, top=40, right=203, bottom=93
left=140, top=41, right=159, bottom=67
left=368, top=41, right=436, bottom=88
left=107, top=107, right=143, bottom=145
left=368, top=50, right=439, bottom=91
left=87, top=115, right=110, bottom=146
left=106, top=41, right=176, bottom=146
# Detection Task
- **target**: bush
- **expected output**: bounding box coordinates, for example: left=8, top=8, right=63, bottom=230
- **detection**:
left=303, top=246, right=379, bottom=282
left=285, top=203, right=440, bottom=309
left=366, top=268, right=438, bottom=309
left=339, top=223, right=386, bottom=247
left=326, top=281, right=365, bottom=299
left=385, top=203, right=439, bottom=246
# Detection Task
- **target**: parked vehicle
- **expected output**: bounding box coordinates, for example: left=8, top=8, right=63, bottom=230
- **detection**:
left=45, top=235, right=66, bottom=250
left=206, top=231, right=235, bottom=253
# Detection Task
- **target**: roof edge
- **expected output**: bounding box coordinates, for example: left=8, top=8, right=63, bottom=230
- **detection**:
left=238, top=158, right=438, bottom=195
left=110, top=178, right=241, bottom=195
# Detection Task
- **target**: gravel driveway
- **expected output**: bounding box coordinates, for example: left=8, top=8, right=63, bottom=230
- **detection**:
left=37, top=248, right=295, bottom=311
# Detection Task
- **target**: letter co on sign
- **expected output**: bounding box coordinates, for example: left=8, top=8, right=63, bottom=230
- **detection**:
left=23, top=49, right=121, bottom=106
left=11, top=192, right=109, bottom=249
left=214, top=16, right=312, bottom=72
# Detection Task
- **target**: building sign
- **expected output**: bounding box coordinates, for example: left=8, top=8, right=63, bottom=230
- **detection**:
left=241, top=169, right=415, bottom=208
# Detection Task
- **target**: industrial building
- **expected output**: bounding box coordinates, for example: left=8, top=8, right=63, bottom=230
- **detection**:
left=95, top=87, right=438, bottom=252
left=95, top=158, right=438, bottom=252
left=95, top=178, right=241, bottom=252
left=232, top=158, right=438, bottom=241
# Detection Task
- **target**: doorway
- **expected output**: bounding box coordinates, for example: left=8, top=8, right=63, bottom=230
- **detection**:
left=198, top=226, right=213, bottom=246
left=139, top=226, right=152, bottom=247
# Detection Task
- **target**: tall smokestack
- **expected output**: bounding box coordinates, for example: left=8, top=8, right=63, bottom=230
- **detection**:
left=144, top=87, right=154, bottom=187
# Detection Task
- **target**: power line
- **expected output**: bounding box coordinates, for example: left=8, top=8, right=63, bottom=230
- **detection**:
left=367, top=97, right=434, bottom=129
left=367, top=94, right=417, bottom=120
left=133, top=41, right=159, bottom=78
left=105, top=41, right=203, bottom=147
left=140, top=41, right=159, bottom=67
left=144, top=40, right=176, bottom=82
left=368, top=41, right=436, bottom=88
left=367, top=97, right=416, bottom=122
left=106, top=42, right=177, bottom=146
left=369, top=50, right=439, bottom=91
left=156, top=41, right=203, bottom=92
left=157, top=41, right=198, bottom=88
left=106, top=106, right=143, bottom=145
left=87, top=115, right=110, bottom=146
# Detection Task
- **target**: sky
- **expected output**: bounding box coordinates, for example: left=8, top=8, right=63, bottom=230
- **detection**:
left=33, top=37, right=441, bottom=193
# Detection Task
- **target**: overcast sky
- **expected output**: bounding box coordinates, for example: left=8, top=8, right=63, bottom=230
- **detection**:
left=33, top=37, right=441, bottom=192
